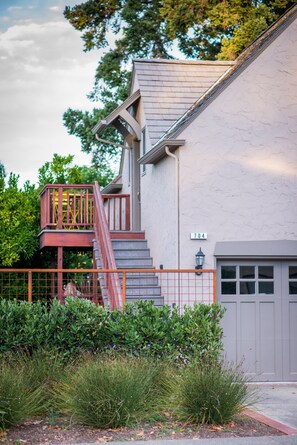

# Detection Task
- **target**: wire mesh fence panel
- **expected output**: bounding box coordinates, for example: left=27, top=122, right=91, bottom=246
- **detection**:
left=0, top=269, right=216, bottom=308
left=0, top=272, right=29, bottom=301
left=158, top=271, right=215, bottom=307
left=0, top=270, right=102, bottom=304
left=117, top=269, right=216, bottom=308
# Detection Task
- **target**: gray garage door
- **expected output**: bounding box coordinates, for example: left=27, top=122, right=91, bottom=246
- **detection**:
left=218, top=261, right=297, bottom=381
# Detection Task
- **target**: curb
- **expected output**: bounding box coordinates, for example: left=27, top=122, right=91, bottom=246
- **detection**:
left=244, top=408, right=297, bottom=436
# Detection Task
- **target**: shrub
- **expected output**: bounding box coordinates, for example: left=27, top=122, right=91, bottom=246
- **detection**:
left=57, top=356, right=166, bottom=428
left=0, top=361, right=43, bottom=430
left=171, top=362, right=253, bottom=425
left=0, top=299, right=225, bottom=362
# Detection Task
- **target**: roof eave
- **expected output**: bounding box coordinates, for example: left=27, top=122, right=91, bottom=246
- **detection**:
left=101, top=181, right=123, bottom=194
left=139, top=139, right=185, bottom=164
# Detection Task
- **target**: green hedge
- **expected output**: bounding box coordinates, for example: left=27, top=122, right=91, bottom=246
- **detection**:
left=0, top=299, right=225, bottom=361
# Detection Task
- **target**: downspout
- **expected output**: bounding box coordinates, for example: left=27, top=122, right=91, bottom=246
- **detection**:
left=165, top=146, right=180, bottom=271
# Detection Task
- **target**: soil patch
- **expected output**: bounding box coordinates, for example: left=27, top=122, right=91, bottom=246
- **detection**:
left=0, top=414, right=283, bottom=445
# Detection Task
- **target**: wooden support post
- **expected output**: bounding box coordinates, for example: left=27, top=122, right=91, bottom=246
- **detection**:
left=28, top=271, right=32, bottom=302
left=57, top=247, right=63, bottom=303
left=58, top=187, right=63, bottom=230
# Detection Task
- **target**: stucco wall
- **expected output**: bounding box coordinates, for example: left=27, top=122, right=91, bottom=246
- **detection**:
left=175, top=17, right=297, bottom=268
left=140, top=156, right=177, bottom=268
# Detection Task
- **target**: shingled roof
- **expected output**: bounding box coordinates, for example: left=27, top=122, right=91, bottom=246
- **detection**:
left=132, top=59, right=234, bottom=146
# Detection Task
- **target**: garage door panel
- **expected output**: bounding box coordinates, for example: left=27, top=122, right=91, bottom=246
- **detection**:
left=283, top=300, right=297, bottom=380
left=289, top=302, right=297, bottom=375
left=239, top=302, right=257, bottom=375
left=259, top=301, right=280, bottom=379
left=221, top=302, right=237, bottom=363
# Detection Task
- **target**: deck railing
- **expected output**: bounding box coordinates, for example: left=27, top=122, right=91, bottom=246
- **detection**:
left=103, top=194, right=130, bottom=231
left=40, top=184, right=94, bottom=230
left=93, top=182, right=122, bottom=309
left=40, top=184, right=131, bottom=232
left=0, top=269, right=216, bottom=307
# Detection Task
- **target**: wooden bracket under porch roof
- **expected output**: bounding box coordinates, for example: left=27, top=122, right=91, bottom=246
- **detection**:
left=92, top=89, right=141, bottom=141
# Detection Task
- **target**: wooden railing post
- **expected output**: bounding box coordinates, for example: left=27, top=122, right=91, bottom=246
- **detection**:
left=126, top=195, right=130, bottom=231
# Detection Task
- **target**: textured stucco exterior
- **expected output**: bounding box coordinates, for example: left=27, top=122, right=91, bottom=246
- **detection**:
left=141, top=156, right=177, bottom=269
left=139, top=15, right=297, bottom=269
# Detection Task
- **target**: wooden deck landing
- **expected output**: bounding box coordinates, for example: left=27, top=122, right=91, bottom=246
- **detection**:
left=39, top=230, right=145, bottom=249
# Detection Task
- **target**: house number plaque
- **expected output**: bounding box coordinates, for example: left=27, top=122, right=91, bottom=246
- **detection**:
left=190, top=232, right=208, bottom=240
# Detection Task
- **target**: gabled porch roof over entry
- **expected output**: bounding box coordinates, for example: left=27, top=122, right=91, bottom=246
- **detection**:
left=92, top=60, right=234, bottom=151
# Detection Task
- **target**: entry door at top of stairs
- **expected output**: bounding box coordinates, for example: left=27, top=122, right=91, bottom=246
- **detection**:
left=217, top=260, right=297, bottom=382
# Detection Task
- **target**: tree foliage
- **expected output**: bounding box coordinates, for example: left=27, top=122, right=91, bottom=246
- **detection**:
left=64, top=0, right=294, bottom=90
left=0, top=173, right=39, bottom=267
left=62, top=105, right=120, bottom=171
left=38, top=153, right=113, bottom=189
left=161, top=0, right=294, bottom=60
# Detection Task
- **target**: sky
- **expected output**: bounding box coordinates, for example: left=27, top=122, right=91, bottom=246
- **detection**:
left=0, top=0, right=104, bottom=186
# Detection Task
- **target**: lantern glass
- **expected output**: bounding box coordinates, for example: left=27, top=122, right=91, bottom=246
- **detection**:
left=195, top=248, right=205, bottom=267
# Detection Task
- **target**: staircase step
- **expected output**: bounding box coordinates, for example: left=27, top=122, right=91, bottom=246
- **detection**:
left=125, top=277, right=159, bottom=286
left=112, top=240, right=148, bottom=250
left=125, top=286, right=161, bottom=297
left=115, top=257, right=154, bottom=268
left=114, top=249, right=150, bottom=259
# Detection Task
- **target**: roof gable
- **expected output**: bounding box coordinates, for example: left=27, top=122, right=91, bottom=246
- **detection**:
left=154, top=4, right=297, bottom=147
left=133, top=59, right=234, bottom=146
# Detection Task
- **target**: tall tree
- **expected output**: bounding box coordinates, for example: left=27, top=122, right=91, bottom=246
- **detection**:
left=161, top=0, right=294, bottom=60
left=63, top=0, right=293, bottom=172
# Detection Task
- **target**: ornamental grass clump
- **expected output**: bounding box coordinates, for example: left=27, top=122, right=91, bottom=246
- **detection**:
left=173, top=362, right=253, bottom=425
left=21, top=349, right=71, bottom=412
left=0, top=361, right=43, bottom=430
left=57, top=356, right=166, bottom=428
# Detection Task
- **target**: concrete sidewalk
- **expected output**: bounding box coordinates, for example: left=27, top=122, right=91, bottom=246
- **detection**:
left=250, top=384, right=297, bottom=431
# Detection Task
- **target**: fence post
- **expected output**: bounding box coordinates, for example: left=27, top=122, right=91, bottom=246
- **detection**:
left=28, top=271, right=32, bottom=302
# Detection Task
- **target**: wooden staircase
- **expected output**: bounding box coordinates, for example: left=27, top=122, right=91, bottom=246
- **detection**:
left=93, top=236, right=163, bottom=307
left=39, top=182, right=162, bottom=308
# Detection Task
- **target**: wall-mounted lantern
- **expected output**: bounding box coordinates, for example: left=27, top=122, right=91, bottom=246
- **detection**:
left=195, top=248, right=205, bottom=275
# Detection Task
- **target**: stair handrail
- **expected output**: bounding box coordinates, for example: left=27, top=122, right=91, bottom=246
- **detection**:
left=93, top=181, right=122, bottom=309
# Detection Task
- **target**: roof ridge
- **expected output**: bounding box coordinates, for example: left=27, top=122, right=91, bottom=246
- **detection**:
left=132, top=59, right=234, bottom=66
